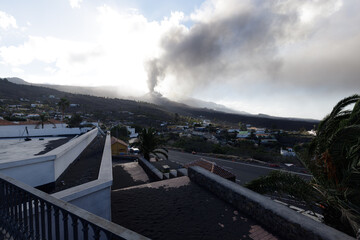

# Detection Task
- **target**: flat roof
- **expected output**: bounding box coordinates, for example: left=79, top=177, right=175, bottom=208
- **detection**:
left=111, top=176, right=281, bottom=240
left=0, top=137, right=70, bottom=162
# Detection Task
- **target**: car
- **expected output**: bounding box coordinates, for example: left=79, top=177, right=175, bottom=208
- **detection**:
left=192, top=151, right=197, bottom=155
left=269, top=163, right=280, bottom=168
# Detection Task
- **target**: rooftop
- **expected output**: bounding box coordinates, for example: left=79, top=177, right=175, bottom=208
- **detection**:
left=111, top=176, right=280, bottom=240
left=0, top=137, right=71, bottom=162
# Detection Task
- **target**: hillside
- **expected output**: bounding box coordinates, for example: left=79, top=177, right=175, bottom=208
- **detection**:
left=0, top=78, right=318, bottom=130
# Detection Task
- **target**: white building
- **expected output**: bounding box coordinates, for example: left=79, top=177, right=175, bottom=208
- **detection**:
left=126, top=126, right=138, bottom=138
left=280, top=147, right=296, bottom=157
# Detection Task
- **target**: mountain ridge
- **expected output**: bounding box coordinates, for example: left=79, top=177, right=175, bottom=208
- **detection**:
left=1, top=77, right=319, bottom=130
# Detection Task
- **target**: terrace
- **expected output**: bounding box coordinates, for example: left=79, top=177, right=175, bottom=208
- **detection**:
left=0, top=129, right=356, bottom=240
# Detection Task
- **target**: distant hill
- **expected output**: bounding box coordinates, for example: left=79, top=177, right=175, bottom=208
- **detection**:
left=1, top=77, right=319, bottom=130
left=6, top=77, right=247, bottom=114
left=6, top=77, right=30, bottom=85
left=181, top=97, right=250, bottom=115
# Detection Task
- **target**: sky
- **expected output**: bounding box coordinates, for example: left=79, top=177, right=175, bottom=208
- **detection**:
left=0, top=0, right=359, bottom=120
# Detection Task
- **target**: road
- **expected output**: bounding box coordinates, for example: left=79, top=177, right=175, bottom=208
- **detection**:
left=168, top=150, right=312, bottom=185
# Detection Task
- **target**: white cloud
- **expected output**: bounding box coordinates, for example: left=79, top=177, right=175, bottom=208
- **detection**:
left=69, top=0, right=83, bottom=9
left=11, top=67, right=24, bottom=73
left=0, top=0, right=358, bottom=118
left=0, top=5, right=182, bottom=95
left=0, top=11, right=17, bottom=30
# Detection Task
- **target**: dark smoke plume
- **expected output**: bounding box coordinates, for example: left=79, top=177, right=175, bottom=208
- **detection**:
left=145, top=1, right=300, bottom=93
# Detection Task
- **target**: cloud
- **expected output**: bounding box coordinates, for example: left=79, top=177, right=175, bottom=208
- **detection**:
left=1, top=0, right=359, bottom=118
left=0, top=11, right=17, bottom=30
left=69, top=0, right=83, bottom=9
left=145, top=0, right=348, bottom=96
left=0, top=5, right=169, bottom=95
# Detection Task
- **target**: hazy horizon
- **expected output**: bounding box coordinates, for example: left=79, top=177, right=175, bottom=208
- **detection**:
left=1, top=0, right=359, bottom=119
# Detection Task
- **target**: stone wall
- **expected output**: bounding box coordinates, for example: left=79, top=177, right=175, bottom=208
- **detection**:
left=138, top=157, right=163, bottom=181
left=188, top=166, right=355, bottom=240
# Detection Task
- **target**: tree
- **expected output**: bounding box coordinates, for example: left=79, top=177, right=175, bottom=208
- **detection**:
left=132, top=127, right=168, bottom=161
left=58, top=97, right=70, bottom=122
left=35, top=113, right=56, bottom=129
left=68, top=113, right=83, bottom=128
left=246, top=95, right=360, bottom=237
left=111, top=125, right=130, bottom=141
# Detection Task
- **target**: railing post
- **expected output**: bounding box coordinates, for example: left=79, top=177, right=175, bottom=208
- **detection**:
left=82, top=219, right=89, bottom=240
left=62, top=210, right=69, bottom=240
left=0, top=175, right=149, bottom=240
left=28, top=194, right=34, bottom=239
left=34, top=198, right=40, bottom=239
left=54, top=206, right=60, bottom=240
left=46, top=202, right=53, bottom=240
left=40, top=200, right=46, bottom=239
left=23, top=190, right=29, bottom=238
left=71, top=214, right=79, bottom=240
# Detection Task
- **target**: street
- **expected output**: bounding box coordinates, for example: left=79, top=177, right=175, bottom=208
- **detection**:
left=168, top=150, right=312, bottom=185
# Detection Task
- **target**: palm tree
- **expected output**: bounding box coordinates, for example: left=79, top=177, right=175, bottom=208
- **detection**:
left=132, top=127, right=168, bottom=161
left=35, top=113, right=56, bottom=129
left=246, top=94, right=360, bottom=237
left=58, top=97, right=70, bottom=122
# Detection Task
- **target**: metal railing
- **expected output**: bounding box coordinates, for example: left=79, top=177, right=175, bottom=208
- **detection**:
left=0, top=173, right=149, bottom=240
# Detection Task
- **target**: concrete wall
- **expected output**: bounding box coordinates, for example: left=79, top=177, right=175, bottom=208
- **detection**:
left=0, top=124, right=92, bottom=138
left=188, top=166, right=355, bottom=240
left=0, top=155, right=55, bottom=187
left=138, top=157, right=163, bottom=181
left=0, top=129, right=113, bottom=221
left=51, top=128, right=98, bottom=180
left=52, top=132, right=113, bottom=220
left=0, top=128, right=98, bottom=187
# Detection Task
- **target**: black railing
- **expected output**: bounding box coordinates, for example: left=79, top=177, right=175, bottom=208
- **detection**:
left=0, top=173, right=149, bottom=240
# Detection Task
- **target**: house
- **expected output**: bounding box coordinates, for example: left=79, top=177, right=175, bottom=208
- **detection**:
left=236, top=131, right=250, bottom=139
left=202, top=119, right=211, bottom=126
left=280, top=147, right=296, bottom=157
left=126, top=126, right=138, bottom=138
left=111, top=136, right=128, bottom=155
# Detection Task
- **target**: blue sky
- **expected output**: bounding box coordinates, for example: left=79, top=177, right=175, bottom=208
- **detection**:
left=1, top=0, right=359, bottom=119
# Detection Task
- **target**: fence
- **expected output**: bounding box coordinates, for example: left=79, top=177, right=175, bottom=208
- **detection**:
left=0, top=172, right=149, bottom=240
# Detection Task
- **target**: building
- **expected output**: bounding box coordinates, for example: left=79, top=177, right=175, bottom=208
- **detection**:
left=236, top=131, right=250, bottom=139
left=280, top=147, right=296, bottom=157
left=111, top=136, right=128, bottom=155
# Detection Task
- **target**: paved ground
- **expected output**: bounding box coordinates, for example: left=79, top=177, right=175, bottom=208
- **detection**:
left=168, top=150, right=311, bottom=185
left=111, top=176, right=280, bottom=240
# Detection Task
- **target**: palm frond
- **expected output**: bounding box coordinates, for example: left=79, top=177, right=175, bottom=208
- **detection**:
left=245, top=171, right=317, bottom=203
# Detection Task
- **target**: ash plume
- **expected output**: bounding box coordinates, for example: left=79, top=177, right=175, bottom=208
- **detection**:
left=146, top=59, right=164, bottom=93
left=145, top=1, right=299, bottom=93
left=145, top=0, right=353, bottom=95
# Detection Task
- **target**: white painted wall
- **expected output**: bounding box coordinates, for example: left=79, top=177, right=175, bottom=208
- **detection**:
left=0, top=124, right=93, bottom=138
left=0, top=155, right=55, bottom=187
left=0, top=129, right=113, bottom=220
left=52, top=133, right=113, bottom=220
left=0, top=129, right=98, bottom=187
left=50, top=128, right=98, bottom=180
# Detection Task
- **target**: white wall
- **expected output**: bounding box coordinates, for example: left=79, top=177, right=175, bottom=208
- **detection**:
left=50, top=128, right=98, bottom=180
left=0, top=129, right=98, bottom=187
left=0, top=124, right=93, bottom=138
left=0, top=129, right=113, bottom=220
left=52, top=132, right=113, bottom=220
left=0, top=155, right=55, bottom=187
